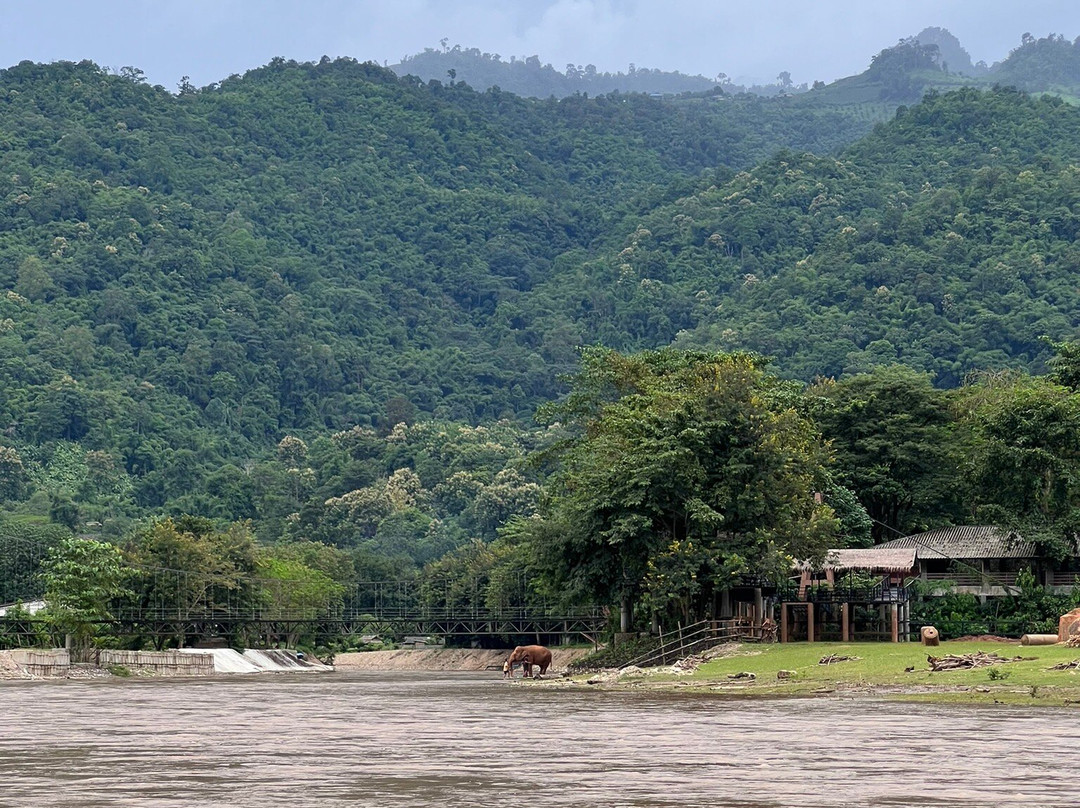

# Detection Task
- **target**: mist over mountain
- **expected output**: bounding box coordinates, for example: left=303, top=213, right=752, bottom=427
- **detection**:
left=913, top=26, right=981, bottom=75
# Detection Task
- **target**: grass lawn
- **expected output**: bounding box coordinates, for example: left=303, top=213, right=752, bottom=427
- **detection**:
left=615, top=641, right=1080, bottom=706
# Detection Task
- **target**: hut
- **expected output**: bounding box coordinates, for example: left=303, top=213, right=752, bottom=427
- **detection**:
left=783, top=548, right=917, bottom=643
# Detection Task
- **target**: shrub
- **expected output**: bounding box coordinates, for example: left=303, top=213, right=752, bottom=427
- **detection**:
left=568, top=636, right=660, bottom=672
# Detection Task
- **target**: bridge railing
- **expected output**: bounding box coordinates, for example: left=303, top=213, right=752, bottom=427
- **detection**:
left=106, top=605, right=608, bottom=623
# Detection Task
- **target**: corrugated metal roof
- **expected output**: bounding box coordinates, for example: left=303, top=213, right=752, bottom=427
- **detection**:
left=798, top=548, right=917, bottom=573
left=876, top=526, right=1035, bottom=560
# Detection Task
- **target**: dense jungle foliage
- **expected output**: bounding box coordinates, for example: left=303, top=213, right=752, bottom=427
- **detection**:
left=3, top=38, right=1080, bottom=641
left=0, top=55, right=884, bottom=531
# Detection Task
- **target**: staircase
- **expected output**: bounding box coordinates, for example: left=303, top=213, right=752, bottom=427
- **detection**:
left=618, top=620, right=748, bottom=670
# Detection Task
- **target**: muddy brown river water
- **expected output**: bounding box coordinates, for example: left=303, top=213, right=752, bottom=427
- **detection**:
left=0, top=671, right=1073, bottom=807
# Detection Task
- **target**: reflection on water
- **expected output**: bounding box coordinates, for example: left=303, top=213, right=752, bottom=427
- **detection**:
left=1, top=671, right=1073, bottom=807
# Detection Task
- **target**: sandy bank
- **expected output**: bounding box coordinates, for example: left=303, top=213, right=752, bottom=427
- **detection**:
left=334, top=647, right=594, bottom=672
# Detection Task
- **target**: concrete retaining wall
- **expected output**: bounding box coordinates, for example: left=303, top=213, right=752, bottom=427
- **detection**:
left=98, top=649, right=215, bottom=675
left=10, top=648, right=70, bottom=676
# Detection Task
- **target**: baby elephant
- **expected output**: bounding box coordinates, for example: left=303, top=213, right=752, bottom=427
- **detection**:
left=506, top=644, right=552, bottom=678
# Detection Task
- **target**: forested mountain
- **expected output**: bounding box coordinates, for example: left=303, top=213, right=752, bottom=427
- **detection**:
left=2, top=51, right=1080, bottom=556
left=5, top=38, right=1080, bottom=641
left=390, top=45, right=722, bottom=98
left=992, top=33, right=1080, bottom=96
left=913, top=27, right=980, bottom=76
left=0, top=57, right=871, bottom=529
left=791, top=31, right=1080, bottom=121
left=582, top=87, right=1080, bottom=384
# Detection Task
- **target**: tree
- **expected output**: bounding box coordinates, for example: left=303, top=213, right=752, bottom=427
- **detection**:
left=126, top=517, right=261, bottom=645
left=810, top=366, right=961, bottom=541
left=531, top=348, right=837, bottom=629
left=0, top=447, right=28, bottom=501
left=961, top=372, right=1080, bottom=559
left=1044, top=337, right=1080, bottom=391
left=257, top=553, right=345, bottom=645
left=0, top=516, right=70, bottom=604
left=40, top=537, right=131, bottom=650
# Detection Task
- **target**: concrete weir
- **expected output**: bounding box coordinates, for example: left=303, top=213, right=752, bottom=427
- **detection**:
left=179, top=648, right=333, bottom=674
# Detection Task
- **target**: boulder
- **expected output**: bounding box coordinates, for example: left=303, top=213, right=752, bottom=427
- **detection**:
left=1058, top=608, right=1080, bottom=642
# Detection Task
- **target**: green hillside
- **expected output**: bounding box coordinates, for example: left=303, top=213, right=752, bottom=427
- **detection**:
left=576, top=87, right=1080, bottom=384
left=0, top=57, right=877, bottom=528
left=3, top=54, right=1080, bottom=546
left=786, top=33, right=1080, bottom=126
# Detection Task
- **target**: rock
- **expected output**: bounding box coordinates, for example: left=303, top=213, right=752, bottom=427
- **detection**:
left=1058, top=608, right=1080, bottom=643
left=777, top=669, right=796, bottom=680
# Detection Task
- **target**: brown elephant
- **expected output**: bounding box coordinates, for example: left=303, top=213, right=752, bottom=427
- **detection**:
left=507, top=644, right=552, bottom=678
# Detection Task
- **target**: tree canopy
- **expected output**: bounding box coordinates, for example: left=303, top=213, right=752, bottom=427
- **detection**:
left=530, top=348, right=837, bottom=625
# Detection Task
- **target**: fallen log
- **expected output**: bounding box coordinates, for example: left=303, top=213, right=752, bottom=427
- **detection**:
left=1020, top=634, right=1059, bottom=646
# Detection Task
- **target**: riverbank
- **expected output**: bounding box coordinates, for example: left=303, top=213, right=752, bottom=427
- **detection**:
left=334, top=646, right=593, bottom=672
left=545, top=640, right=1080, bottom=706
left=1, top=646, right=595, bottom=680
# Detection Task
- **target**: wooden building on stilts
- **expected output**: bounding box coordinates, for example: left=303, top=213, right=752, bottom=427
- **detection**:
left=782, top=548, right=917, bottom=643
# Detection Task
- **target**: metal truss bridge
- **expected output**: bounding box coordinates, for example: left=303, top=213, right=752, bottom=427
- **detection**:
left=103, top=606, right=607, bottom=647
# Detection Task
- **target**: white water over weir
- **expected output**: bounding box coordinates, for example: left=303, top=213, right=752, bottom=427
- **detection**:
left=178, top=648, right=333, bottom=674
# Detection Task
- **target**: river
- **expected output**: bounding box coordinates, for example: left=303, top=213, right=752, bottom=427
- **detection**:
left=0, top=671, right=1072, bottom=807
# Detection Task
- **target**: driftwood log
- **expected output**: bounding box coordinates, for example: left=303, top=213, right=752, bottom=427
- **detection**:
left=921, top=626, right=940, bottom=646
left=1046, top=659, right=1080, bottom=671
left=926, top=651, right=1033, bottom=671
left=819, top=654, right=861, bottom=665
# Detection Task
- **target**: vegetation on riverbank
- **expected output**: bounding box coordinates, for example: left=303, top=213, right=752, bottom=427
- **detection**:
left=568, top=641, right=1080, bottom=706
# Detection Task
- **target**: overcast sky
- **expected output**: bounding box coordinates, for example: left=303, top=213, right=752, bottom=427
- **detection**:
left=2, top=1, right=1076, bottom=90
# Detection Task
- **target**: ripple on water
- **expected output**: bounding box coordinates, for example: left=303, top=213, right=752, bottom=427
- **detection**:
left=0, top=672, right=1073, bottom=807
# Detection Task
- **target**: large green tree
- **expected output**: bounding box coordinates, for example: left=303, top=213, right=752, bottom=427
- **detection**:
left=40, top=536, right=130, bottom=649
left=126, top=517, right=261, bottom=625
left=961, top=371, right=1080, bottom=558
left=531, top=348, right=837, bottom=629
left=810, top=366, right=963, bottom=541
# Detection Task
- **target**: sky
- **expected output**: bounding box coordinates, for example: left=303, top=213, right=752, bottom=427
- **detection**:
left=1, top=1, right=1077, bottom=90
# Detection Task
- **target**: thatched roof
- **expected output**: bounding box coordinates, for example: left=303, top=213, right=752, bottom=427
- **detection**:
left=876, top=526, right=1035, bottom=560
left=798, top=548, right=917, bottom=573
